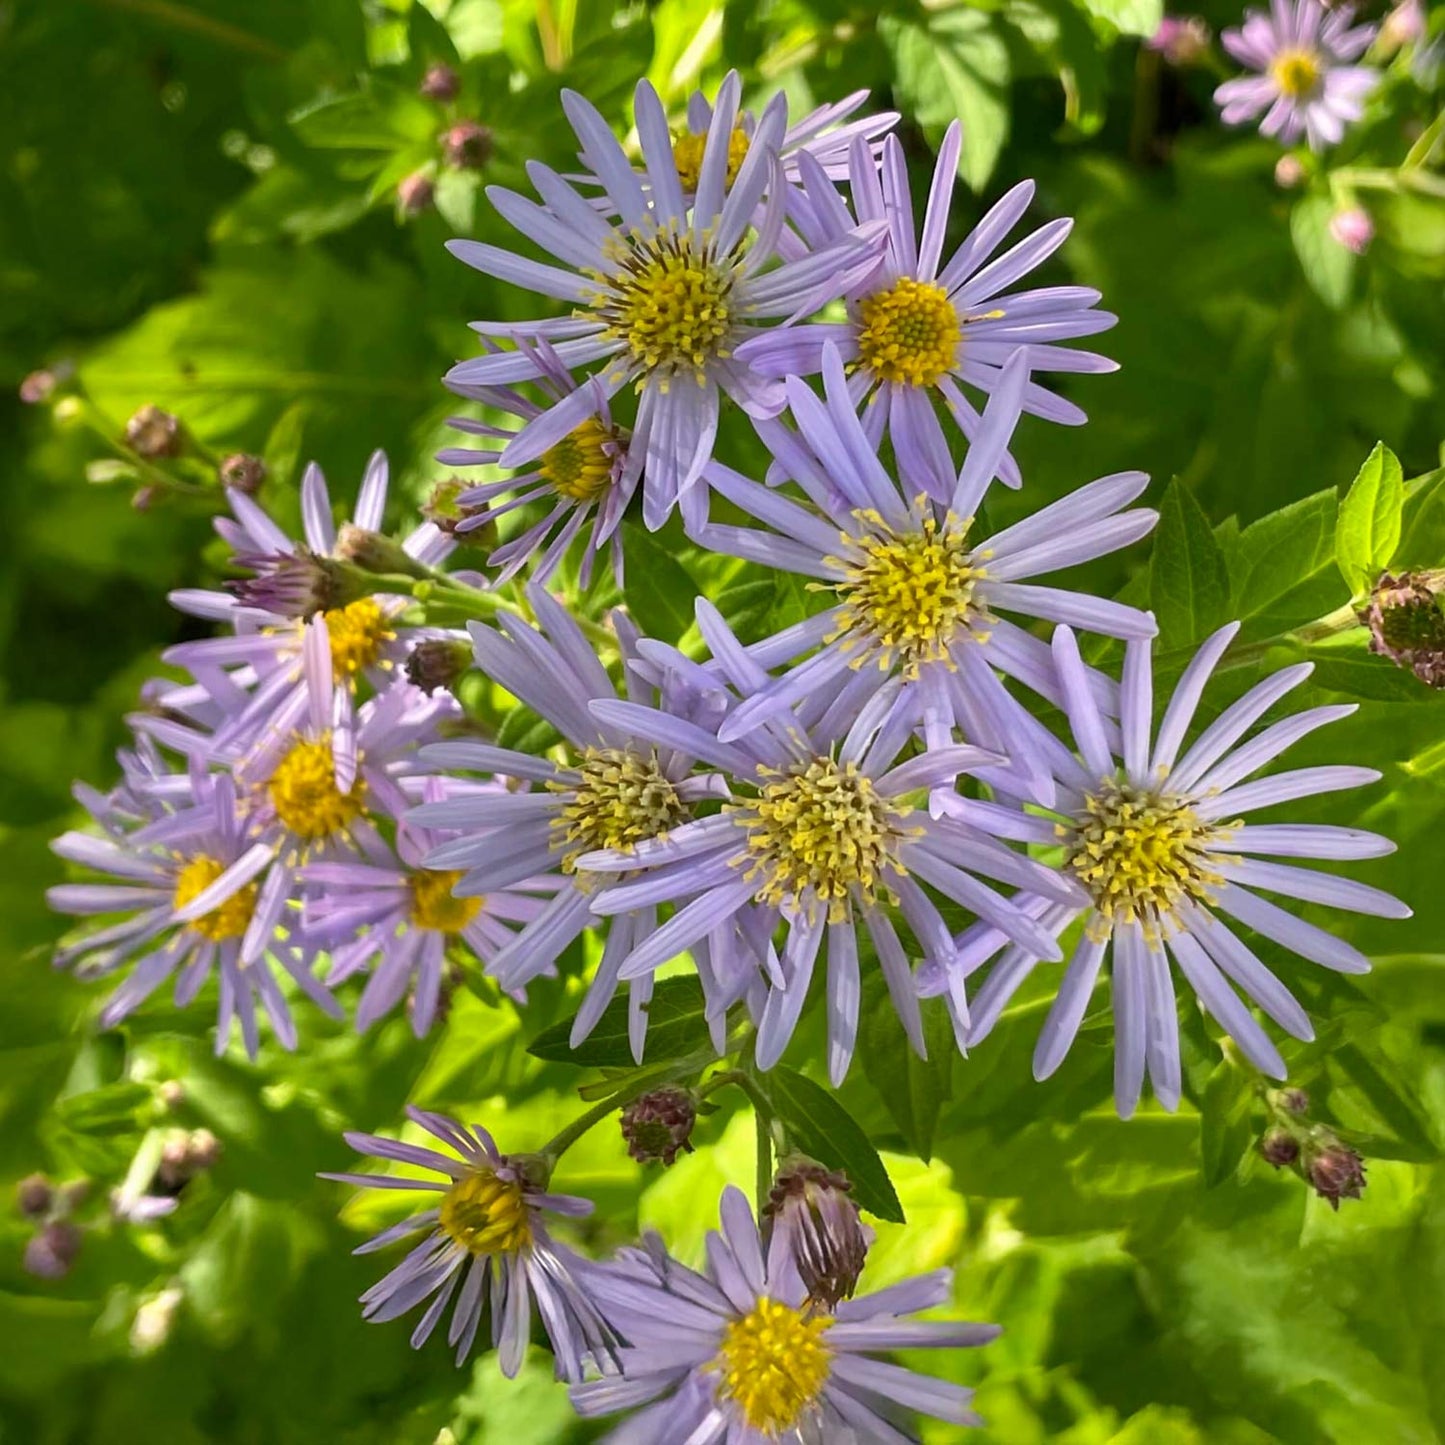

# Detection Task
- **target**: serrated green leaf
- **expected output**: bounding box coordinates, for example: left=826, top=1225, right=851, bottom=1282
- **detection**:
left=527, top=976, right=714, bottom=1066
left=1335, top=442, right=1404, bottom=594
left=758, top=1066, right=904, bottom=1222
left=1151, top=479, right=1229, bottom=647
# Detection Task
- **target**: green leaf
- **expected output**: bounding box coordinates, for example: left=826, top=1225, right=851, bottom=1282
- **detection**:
left=1290, top=195, right=1355, bottom=309
left=1074, top=0, right=1164, bottom=38
left=1334, top=442, right=1405, bottom=594
left=54, top=1080, right=153, bottom=1135
left=1150, top=479, right=1229, bottom=647
left=758, top=1066, right=904, bottom=1222
left=859, top=987, right=954, bottom=1163
left=1227, top=488, right=1342, bottom=641
left=1198, top=1059, right=1256, bottom=1188
left=620, top=521, right=699, bottom=644
left=527, top=976, right=714, bottom=1067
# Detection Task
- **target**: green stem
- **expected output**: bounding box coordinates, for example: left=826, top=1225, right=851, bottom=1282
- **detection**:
left=1217, top=603, right=1361, bottom=672
left=755, top=1101, right=772, bottom=1213
left=697, top=1068, right=776, bottom=1207
left=539, top=1074, right=656, bottom=1165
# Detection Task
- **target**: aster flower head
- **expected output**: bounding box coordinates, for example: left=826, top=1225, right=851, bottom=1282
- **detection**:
left=436, top=341, right=635, bottom=588
left=322, top=1107, right=613, bottom=1379
left=765, top=1157, right=872, bottom=1312
left=571, top=1184, right=999, bottom=1441
left=443, top=73, right=887, bottom=529
left=926, top=623, right=1410, bottom=1118
left=694, top=346, right=1156, bottom=804
left=1215, top=0, right=1379, bottom=151
left=737, top=120, right=1118, bottom=497
left=570, top=600, right=1081, bottom=1085
left=47, top=763, right=341, bottom=1058
left=409, top=587, right=728, bottom=1060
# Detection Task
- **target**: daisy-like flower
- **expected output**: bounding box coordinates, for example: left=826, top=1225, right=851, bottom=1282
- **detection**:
left=300, top=776, right=556, bottom=1035
left=322, top=1106, right=613, bottom=1379
left=571, top=601, right=1079, bottom=1085
left=1215, top=0, right=1379, bottom=151
left=694, top=347, right=1156, bottom=802
left=436, top=341, right=634, bottom=588
left=163, top=451, right=453, bottom=752
left=923, top=624, right=1409, bottom=1118
left=47, top=765, right=341, bottom=1057
left=410, top=588, right=727, bottom=1060
left=443, top=73, right=886, bottom=528
left=737, top=121, right=1117, bottom=496
left=571, top=1185, right=999, bottom=1441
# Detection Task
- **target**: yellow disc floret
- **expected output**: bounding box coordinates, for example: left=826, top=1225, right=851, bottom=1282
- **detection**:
left=829, top=509, right=987, bottom=676
left=671, top=125, right=751, bottom=193
left=267, top=735, right=364, bottom=842
left=438, top=1169, right=532, bottom=1256
left=1270, top=48, right=1322, bottom=97
left=855, top=277, right=961, bottom=388
left=540, top=417, right=618, bottom=504
left=172, top=854, right=256, bottom=941
left=730, top=757, right=913, bottom=920
left=408, top=868, right=480, bottom=933
left=321, top=598, right=393, bottom=680
left=550, top=747, right=689, bottom=871
left=1062, top=778, right=1225, bottom=935
left=590, top=232, right=734, bottom=383
left=712, top=1297, right=834, bottom=1434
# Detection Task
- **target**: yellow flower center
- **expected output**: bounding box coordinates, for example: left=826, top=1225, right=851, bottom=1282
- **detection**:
left=171, top=854, right=256, bottom=941
left=408, top=868, right=480, bottom=933
left=590, top=232, right=734, bottom=383
left=729, top=757, right=912, bottom=921
left=1270, top=48, right=1322, bottom=97
left=827, top=508, right=987, bottom=677
left=267, top=735, right=364, bottom=842
left=438, top=1169, right=532, bottom=1256
left=549, top=747, right=689, bottom=871
left=712, top=1297, right=834, bottom=1435
left=321, top=598, right=393, bottom=680
left=1062, top=779, right=1224, bottom=933
left=540, top=417, right=618, bottom=504
left=671, top=125, right=751, bottom=193
left=855, top=277, right=961, bottom=388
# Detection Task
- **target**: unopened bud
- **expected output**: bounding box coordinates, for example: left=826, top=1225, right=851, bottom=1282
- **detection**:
left=130, top=1285, right=183, bottom=1354
left=1277, top=1087, right=1310, bottom=1115
left=335, top=523, right=432, bottom=580
left=23, top=1220, right=83, bottom=1279
left=765, top=1157, right=871, bottom=1310
left=419, top=63, right=459, bottom=101
left=124, top=405, right=182, bottom=459
left=422, top=478, right=487, bottom=539
left=187, top=1128, right=221, bottom=1171
left=1362, top=571, right=1445, bottom=688
left=1306, top=1141, right=1367, bottom=1210
left=1145, top=15, right=1211, bottom=65
left=1380, top=0, right=1425, bottom=50
left=1329, top=205, right=1374, bottom=255
left=1260, top=1128, right=1300, bottom=1167
left=441, top=120, right=492, bottom=170
left=16, top=1173, right=53, bottom=1219
left=1274, top=154, right=1306, bottom=189
left=398, top=170, right=436, bottom=216
left=620, top=1088, right=697, bottom=1166
left=405, top=637, right=474, bottom=695
left=131, top=484, right=160, bottom=512
left=20, top=368, right=61, bottom=404
left=157, top=1080, right=186, bottom=1112
left=227, top=548, right=365, bottom=618
left=218, top=453, right=266, bottom=495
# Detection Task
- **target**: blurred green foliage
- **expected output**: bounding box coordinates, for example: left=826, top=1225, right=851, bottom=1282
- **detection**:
left=2, top=0, right=1443, bottom=1442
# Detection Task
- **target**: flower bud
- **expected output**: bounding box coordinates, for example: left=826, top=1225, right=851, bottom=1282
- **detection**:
left=23, top=1220, right=83, bottom=1279
left=334, top=522, right=433, bottom=580
left=1362, top=571, right=1445, bottom=688
left=397, top=170, right=436, bottom=216
left=1328, top=206, right=1374, bottom=255
left=218, top=453, right=266, bottom=495
left=16, top=1173, right=53, bottom=1219
left=422, top=478, right=488, bottom=540
left=441, top=120, right=492, bottom=170
left=1380, top=0, right=1425, bottom=51
left=765, top=1157, right=872, bottom=1310
left=227, top=548, right=364, bottom=618
left=187, top=1128, right=222, bottom=1172
left=419, top=63, right=460, bottom=101
left=620, top=1088, right=697, bottom=1166
left=1260, top=1128, right=1300, bottom=1167
left=130, top=1285, right=183, bottom=1354
left=405, top=637, right=474, bottom=695
left=19, top=365, right=70, bottom=404
left=157, top=1080, right=186, bottom=1112
left=1305, top=1141, right=1366, bottom=1210
left=1145, top=15, right=1212, bottom=65
left=1274, top=155, right=1306, bottom=189
left=124, top=404, right=182, bottom=459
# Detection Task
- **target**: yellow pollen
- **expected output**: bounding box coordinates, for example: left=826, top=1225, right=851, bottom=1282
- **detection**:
left=267, top=735, right=364, bottom=842
left=540, top=417, right=618, bottom=504
left=549, top=747, right=689, bottom=871
left=729, top=757, right=913, bottom=922
left=321, top=598, right=393, bottom=680
left=408, top=869, right=480, bottom=933
left=588, top=231, right=734, bottom=383
left=826, top=506, right=987, bottom=677
left=855, top=277, right=961, bottom=388
left=438, top=1169, right=532, bottom=1256
left=712, top=1297, right=833, bottom=1434
left=171, top=854, right=256, bottom=941
left=1270, top=48, right=1322, bottom=97
left=1062, top=778, right=1226, bottom=936
left=671, top=125, right=751, bottom=193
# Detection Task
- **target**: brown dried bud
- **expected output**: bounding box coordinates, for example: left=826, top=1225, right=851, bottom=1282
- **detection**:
left=397, top=170, right=436, bottom=216
left=419, top=63, right=460, bottom=101
left=218, top=453, right=266, bottom=495
left=16, top=1173, right=53, bottom=1220
left=442, top=120, right=492, bottom=170
left=23, top=1220, right=83, bottom=1279
left=765, top=1157, right=871, bottom=1310
left=1260, top=1128, right=1300, bottom=1167
left=620, top=1088, right=697, bottom=1166
left=405, top=637, right=474, bottom=695
left=125, top=404, right=182, bottom=459
left=1362, top=571, right=1445, bottom=687
left=1306, top=1142, right=1367, bottom=1210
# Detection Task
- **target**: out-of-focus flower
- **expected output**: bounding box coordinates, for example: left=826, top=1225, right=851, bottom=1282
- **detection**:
left=1146, top=15, right=1213, bottom=65
left=441, top=120, right=492, bottom=169
left=420, top=63, right=459, bottom=101
left=17, top=1174, right=53, bottom=1219
left=1329, top=204, right=1374, bottom=253
left=130, top=1286, right=184, bottom=1354
left=24, top=1220, right=83, bottom=1279
left=1274, top=153, right=1308, bottom=188
left=1380, top=0, right=1425, bottom=53
left=765, top=1157, right=872, bottom=1310
left=125, top=405, right=182, bottom=459
left=398, top=170, right=436, bottom=215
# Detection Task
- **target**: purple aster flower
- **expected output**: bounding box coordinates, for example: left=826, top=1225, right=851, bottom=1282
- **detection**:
left=571, top=601, right=1080, bottom=1085
left=443, top=73, right=886, bottom=528
left=693, top=347, right=1156, bottom=804
left=163, top=451, right=453, bottom=751
left=47, top=764, right=340, bottom=1057
left=409, top=587, right=729, bottom=1061
left=922, top=624, right=1409, bottom=1118
left=1215, top=0, right=1379, bottom=151
left=436, top=340, right=634, bottom=588
left=300, top=776, right=556, bottom=1035
left=571, top=1184, right=999, bottom=1440
left=737, top=120, right=1118, bottom=495
left=322, top=1106, right=614, bottom=1379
